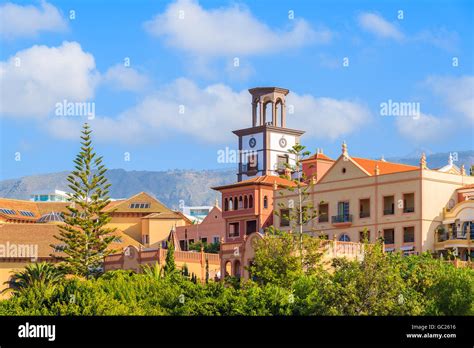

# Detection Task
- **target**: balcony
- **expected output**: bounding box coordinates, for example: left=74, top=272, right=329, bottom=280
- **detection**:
left=403, top=207, right=415, bottom=213
left=383, top=208, right=394, bottom=215
left=359, top=211, right=370, bottom=219
left=331, top=214, right=353, bottom=225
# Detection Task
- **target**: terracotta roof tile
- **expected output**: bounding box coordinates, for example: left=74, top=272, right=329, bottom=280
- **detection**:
left=351, top=157, right=418, bottom=175
left=0, top=223, right=142, bottom=259
left=213, top=175, right=298, bottom=190
left=303, top=153, right=334, bottom=162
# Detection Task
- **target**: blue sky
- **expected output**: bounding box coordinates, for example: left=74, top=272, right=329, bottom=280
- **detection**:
left=0, top=0, right=473, bottom=180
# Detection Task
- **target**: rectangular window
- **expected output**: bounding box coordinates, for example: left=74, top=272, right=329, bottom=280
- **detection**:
left=213, top=236, right=220, bottom=244
left=277, top=155, right=289, bottom=173
left=188, top=239, right=194, bottom=246
left=280, top=209, right=290, bottom=227
left=229, top=222, right=239, bottom=237
left=246, top=220, right=257, bottom=235
left=383, top=228, right=395, bottom=244
left=359, top=230, right=370, bottom=242
left=383, top=196, right=395, bottom=215
left=403, top=193, right=415, bottom=213
left=318, top=203, right=328, bottom=223
left=179, top=240, right=187, bottom=251
left=337, top=201, right=349, bottom=216
left=246, top=153, right=258, bottom=172
left=403, top=226, right=415, bottom=243
left=200, top=237, right=208, bottom=243
left=359, top=198, right=370, bottom=218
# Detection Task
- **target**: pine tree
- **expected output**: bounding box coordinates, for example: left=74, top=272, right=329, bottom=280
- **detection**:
left=53, top=123, right=116, bottom=278
left=164, top=239, right=176, bottom=275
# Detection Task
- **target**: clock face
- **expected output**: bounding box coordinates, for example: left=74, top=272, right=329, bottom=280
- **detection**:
left=279, top=137, right=287, bottom=148
left=249, top=137, right=256, bottom=148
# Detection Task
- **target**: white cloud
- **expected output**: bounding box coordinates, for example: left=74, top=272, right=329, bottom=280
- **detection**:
left=103, top=64, right=150, bottom=92
left=286, top=94, right=371, bottom=140
left=396, top=113, right=451, bottom=142
left=425, top=76, right=474, bottom=122
left=414, top=28, right=459, bottom=52
left=0, top=1, right=68, bottom=39
left=46, top=80, right=371, bottom=144
left=144, top=0, right=331, bottom=57
left=0, top=41, right=99, bottom=118
left=357, top=12, right=404, bottom=41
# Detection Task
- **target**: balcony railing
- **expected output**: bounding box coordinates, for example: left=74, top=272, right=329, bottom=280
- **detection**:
left=331, top=214, right=353, bottom=224
left=403, top=207, right=415, bottom=213
left=359, top=211, right=370, bottom=218
left=437, top=230, right=474, bottom=242
left=383, top=208, right=394, bottom=215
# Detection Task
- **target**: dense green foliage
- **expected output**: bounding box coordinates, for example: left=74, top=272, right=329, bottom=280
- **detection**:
left=1, top=250, right=472, bottom=316
left=54, top=123, right=116, bottom=278
left=188, top=241, right=220, bottom=253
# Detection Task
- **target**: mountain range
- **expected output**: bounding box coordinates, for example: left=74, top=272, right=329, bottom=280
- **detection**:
left=1, top=151, right=472, bottom=208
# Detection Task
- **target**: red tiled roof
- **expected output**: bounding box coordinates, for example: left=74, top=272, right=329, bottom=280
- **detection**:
left=457, top=184, right=474, bottom=190
left=303, top=153, right=334, bottom=162
left=0, top=224, right=142, bottom=259
left=351, top=157, right=418, bottom=175
left=213, top=175, right=298, bottom=190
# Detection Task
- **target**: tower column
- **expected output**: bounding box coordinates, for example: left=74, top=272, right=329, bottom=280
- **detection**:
left=252, top=102, right=257, bottom=127
left=259, top=101, right=264, bottom=126
left=281, top=102, right=286, bottom=128
left=272, top=102, right=277, bottom=126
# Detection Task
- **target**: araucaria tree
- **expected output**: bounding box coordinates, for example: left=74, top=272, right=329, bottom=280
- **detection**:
left=276, top=144, right=319, bottom=262
left=54, top=123, right=116, bottom=278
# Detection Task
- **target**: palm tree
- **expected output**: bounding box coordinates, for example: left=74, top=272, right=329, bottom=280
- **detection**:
left=3, top=262, right=64, bottom=294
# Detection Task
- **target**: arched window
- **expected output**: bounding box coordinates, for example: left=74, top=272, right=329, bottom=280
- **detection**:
left=229, top=199, right=233, bottom=210
left=234, top=260, right=241, bottom=278
left=224, top=198, right=228, bottom=211
left=339, top=234, right=351, bottom=242
left=462, top=222, right=469, bottom=237
left=234, top=197, right=238, bottom=211
left=244, top=195, right=248, bottom=209
left=239, top=196, right=243, bottom=209
left=275, top=99, right=283, bottom=127
left=225, top=261, right=232, bottom=277
left=263, top=101, right=273, bottom=125
left=249, top=195, right=254, bottom=208
left=263, top=196, right=268, bottom=209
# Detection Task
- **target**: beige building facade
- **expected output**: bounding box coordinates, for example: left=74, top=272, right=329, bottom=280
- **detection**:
left=274, top=144, right=474, bottom=255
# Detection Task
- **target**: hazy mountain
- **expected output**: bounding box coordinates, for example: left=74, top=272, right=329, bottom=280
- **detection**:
left=0, top=168, right=236, bottom=209
left=1, top=151, right=472, bottom=208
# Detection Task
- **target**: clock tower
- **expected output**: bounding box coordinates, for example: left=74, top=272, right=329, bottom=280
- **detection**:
left=233, top=87, right=305, bottom=181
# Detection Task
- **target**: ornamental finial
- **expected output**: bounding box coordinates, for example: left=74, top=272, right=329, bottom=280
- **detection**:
left=374, top=164, right=380, bottom=175
left=420, top=153, right=427, bottom=169
left=342, top=141, right=348, bottom=156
